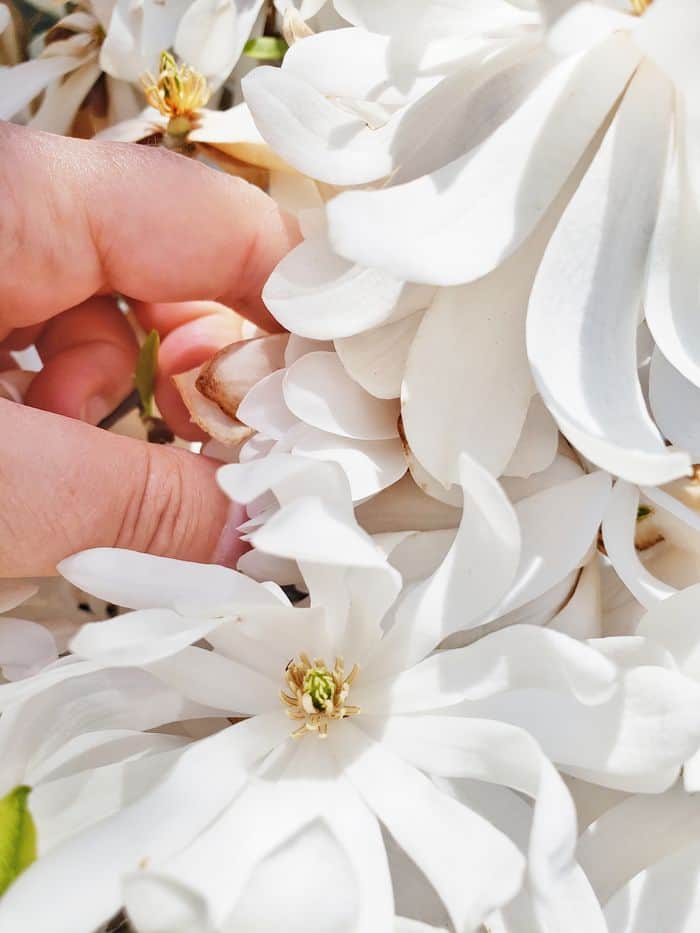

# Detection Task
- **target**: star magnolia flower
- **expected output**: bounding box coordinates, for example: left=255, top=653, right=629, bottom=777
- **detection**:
left=97, top=53, right=294, bottom=186
left=3, top=454, right=696, bottom=932
left=245, top=0, right=700, bottom=486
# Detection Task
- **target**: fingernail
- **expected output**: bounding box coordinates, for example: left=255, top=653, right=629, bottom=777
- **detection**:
left=81, top=396, right=112, bottom=425
left=213, top=502, right=248, bottom=568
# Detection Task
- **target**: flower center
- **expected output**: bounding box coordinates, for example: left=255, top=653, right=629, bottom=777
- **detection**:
left=140, top=51, right=210, bottom=131
left=280, top=654, right=360, bottom=739
left=629, top=0, right=652, bottom=14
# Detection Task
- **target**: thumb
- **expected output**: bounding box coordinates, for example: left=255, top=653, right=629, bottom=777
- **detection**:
left=0, top=400, right=245, bottom=577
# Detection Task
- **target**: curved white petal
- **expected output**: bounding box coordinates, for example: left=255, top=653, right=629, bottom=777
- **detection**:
left=403, top=274, right=533, bottom=482
left=58, top=548, right=278, bottom=613
left=355, top=624, right=616, bottom=714
left=335, top=311, right=423, bottom=400
left=601, top=480, right=676, bottom=609
left=548, top=558, right=602, bottom=640
left=262, top=233, right=435, bottom=340
left=0, top=579, right=38, bottom=613
left=328, top=36, right=640, bottom=283
left=362, top=715, right=576, bottom=896
left=175, top=0, right=265, bottom=84
left=237, top=369, right=298, bottom=439
left=528, top=59, right=690, bottom=484
left=334, top=0, right=534, bottom=35
left=605, top=840, right=700, bottom=933
left=355, top=474, right=461, bottom=535
left=333, top=723, right=524, bottom=933
left=290, top=425, right=407, bottom=500
left=69, top=609, right=225, bottom=667
left=636, top=583, right=700, bottom=680
left=649, top=348, right=700, bottom=459
left=578, top=783, right=700, bottom=905
left=0, top=618, right=57, bottom=681
left=504, top=395, right=558, bottom=479
left=28, top=60, right=101, bottom=136
left=0, top=716, right=287, bottom=932
left=366, top=453, right=521, bottom=676
left=483, top=470, right=611, bottom=626
left=283, top=351, right=400, bottom=439
left=472, top=663, right=700, bottom=792
left=644, top=130, right=700, bottom=391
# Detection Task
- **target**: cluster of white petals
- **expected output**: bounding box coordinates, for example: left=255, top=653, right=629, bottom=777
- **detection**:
left=5, top=0, right=700, bottom=931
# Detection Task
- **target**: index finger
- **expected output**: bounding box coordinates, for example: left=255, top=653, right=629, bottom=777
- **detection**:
left=0, top=122, right=300, bottom=333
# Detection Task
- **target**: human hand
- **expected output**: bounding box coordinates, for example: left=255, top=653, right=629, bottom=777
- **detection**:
left=0, top=122, right=299, bottom=577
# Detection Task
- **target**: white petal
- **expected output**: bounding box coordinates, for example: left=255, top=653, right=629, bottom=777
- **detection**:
left=290, top=425, right=407, bottom=501
left=355, top=474, right=461, bottom=535
left=0, top=55, right=78, bottom=120
left=548, top=558, right=602, bottom=640
left=0, top=579, right=38, bottom=613
left=283, top=351, right=400, bottom=440
left=605, top=840, right=700, bottom=933
left=601, top=480, right=676, bottom=609
left=191, top=104, right=292, bottom=170
left=527, top=59, right=691, bottom=484
left=147, top=646, right=279, bottom=714
left=0, top=619, right=57, bottom=681
left=483, top=471, right=611, bottom=625
left=58, top=548, right=276, bottom=613
left=335, top=311, right=423, bottom=400
left=243, top=65, right=395, bottom=184
left=633, top=0, right=700, bottom=97
left=69, top=609, right=225, bottom=667
left=327, top=36, right=640, bottom=283
left=504, top=395, right=559, bottom=479
left=636, top=583, right=700, bottom=681
left=175, top=0, right=265, bottom=84
left=475, top=664, right=700, bottom=791
left=332, top=723, right=524, bottom=932
left=364, top=715, right=576, bottom=895
left=402, top=275, right=533, bottom=483
left=578, top=783, right=700, bottom=905
left=366, top=453, right=520, bottom=675
left=237, top=369, right=298, bottom=439
left=355, top=624, right=616, bottom=714
left=334, top=0, right=533, bottom=35
left=649, top=348, right=700, bottom=459
left=644, top=129, right=700, bottom=391
left=29, top=59, right=101, bottom=135
left=262, top=233, right=435, bottom=340
left=0, top=716, right=287, bottom=932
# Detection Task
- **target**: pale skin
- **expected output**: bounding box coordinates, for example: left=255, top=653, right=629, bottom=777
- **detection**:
left=0, top=122, right=300, bottom=577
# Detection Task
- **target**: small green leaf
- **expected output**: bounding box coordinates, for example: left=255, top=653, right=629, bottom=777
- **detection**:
left=243, top=36, right=288, bottom=61
left=135, top=330, right=160, bottom=420
left=637, top=505, right=653, bottom=521
left=0, top=785, right=37, bottom=896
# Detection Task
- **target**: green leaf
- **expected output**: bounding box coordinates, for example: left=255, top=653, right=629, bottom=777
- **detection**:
left=243, top=36, right=288, bottom=61
left=134, top=329, right=160, bottom=420
left=0, top=785, right=37, bottom=896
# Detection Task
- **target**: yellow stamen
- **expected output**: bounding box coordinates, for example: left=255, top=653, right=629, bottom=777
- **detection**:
left=280, top=655, right=360, bottom=739
left=629, top=0, right=652, bottom=14
left=140, top=50, right=210, bottom=129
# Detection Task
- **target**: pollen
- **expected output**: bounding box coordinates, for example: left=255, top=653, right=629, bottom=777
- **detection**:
left=281, top=654, right=360, bottom=739
left=140, top=50, right=210, bottom=131
left=629, top=0, right=652, bottom=14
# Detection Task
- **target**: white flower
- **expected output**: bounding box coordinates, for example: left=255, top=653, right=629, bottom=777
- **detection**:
left=245, top=0, right=699, bottom=485
left=3, top=454, right=692, bottom=931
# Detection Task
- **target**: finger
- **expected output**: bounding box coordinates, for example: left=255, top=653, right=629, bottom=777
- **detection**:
left=0, top=323, right=44, bottom=351
left=25, top=297, right=138, bottom=424
left=131, top=300, right=243, bottom=339
left=0, top=399, right=246, bottom=576
left=155, top=311, right=246, bottom=440
left=0, top=123, right=298, bottom=333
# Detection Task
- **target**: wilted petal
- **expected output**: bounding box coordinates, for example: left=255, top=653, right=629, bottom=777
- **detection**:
left=173, top=368, right=253, bottom=446
left=196, top=334, right=288, bottom=421
left=0, top=55, right=78, bottom=120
